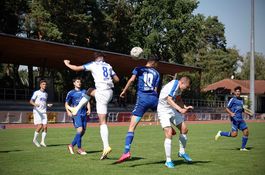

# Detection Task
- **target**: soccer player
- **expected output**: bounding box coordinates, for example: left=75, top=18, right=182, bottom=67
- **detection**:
left=157, top=76, right=193, bottom=168
left=64, top=52, right=119, bottom=159
left=117, top=55, right=160, bottom=163
left=30, top=80, right=52, bottom=147
left=65, top=77, right=90, bottom=155
left=215, top=86, right=251, bottom=151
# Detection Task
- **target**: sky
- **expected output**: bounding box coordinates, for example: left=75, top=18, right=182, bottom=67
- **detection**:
left=193, top=0, right=265, bottom=56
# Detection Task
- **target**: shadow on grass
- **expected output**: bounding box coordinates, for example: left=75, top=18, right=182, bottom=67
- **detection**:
left=47, top=143, right=69, bottom=147
left=129, top=160, right=212, bottom=167
left=86, top=150, right=102, bottom=154
left=220, top=146, right=254, bottom=151
left=0, top=150, right=23, bottom=153
left=111, top=157, right=145, bottom=165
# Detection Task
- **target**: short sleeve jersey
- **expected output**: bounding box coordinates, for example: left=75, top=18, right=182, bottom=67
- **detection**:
left=31, top=90, right=48, bottom=113
left=83, top=61, right=116, bottom=90
left=132, top=66, right=160, bottom=96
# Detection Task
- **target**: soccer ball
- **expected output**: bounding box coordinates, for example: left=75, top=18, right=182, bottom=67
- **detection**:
left=130, top=47, right=143, bottom=58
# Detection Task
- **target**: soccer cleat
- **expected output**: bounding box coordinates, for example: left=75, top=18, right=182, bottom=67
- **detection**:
left=40, top=142, right=47, bottom=147
left=240, top=148, right=249, bottom=151
left=172, top=127, right=176, bottom=136
left=33, top=140, right=41, bottom=147
left=178, top=152, right=192, bottom=163
left=215, top=131, right=221, bottom=141
left=116, top=152, right=131, bottom=163
left=77, top=148, right=87, bottom=155
left=100, top=147, right=112, bottom=160
left=67, top=144, right=75, bottom=154
left=67, top=106, right=78, bottom=116
left=165, top=161, right=175, bottom=168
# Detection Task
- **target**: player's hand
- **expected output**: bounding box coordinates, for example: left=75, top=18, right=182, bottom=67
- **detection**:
left=179, top=108, right=188, bottom=114
left=120, top=91, right=126, bottom=98
left=47, top=103, right=53, bottom=107
left=230, top=113, right=235, bottom=117
left=185, top=106, right=194, bottom=110
left=64, top=60, right=70, bottom=65
left=35, top=103, right=40, bottom=107
left=86, top=110, right=91, bottom=116
left=67, top=112, right=73, bottom=117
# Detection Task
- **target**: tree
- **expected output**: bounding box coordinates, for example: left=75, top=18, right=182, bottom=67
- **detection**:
left=24, top=0, right=62, bottom=40
left=0, top=0, right=29, bottom=34
left=238, top=52, right=265, bottom=80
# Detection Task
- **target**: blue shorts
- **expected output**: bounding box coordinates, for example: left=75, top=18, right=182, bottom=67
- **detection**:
left=231, top=119, right=248, bottom=132
left=132, top=94, right=158, bottom=117
left=72, top=115, right=87, bottom=129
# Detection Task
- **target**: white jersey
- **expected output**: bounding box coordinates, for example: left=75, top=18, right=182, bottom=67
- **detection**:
left=31, top=90, right=48, bottom=113
left=83, top=61, right=116, bottom=91
left=157, top=80, right=182, bottom=112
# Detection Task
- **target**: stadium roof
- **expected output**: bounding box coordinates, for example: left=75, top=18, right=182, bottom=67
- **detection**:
left=0, top=33, right=202, bottom=76
left=203, top=79, right=265, bottom=94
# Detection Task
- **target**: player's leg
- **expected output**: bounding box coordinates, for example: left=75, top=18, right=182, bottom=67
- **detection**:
left=240, top=121, right=249, bottom=151
left=40, top=113, right=48, bottom=147
left=159, top=112, right=175, bottom=168
left=96, top=89, right=113, bottom=160
left=176, top=121, right=192, bottom=163
left=215, top=120, right=238, bottom=140
left=117, top=95, right=147, bottom=163
left=67, top=88, right=94, bottom=115
left=33, top=111, right=42, bottom=147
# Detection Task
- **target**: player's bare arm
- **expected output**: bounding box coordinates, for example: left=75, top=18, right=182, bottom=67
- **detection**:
left=167, top=96, right=187, bottom=114
left=64, top=60, right=84, bottom=71
left=120, top=75, right=136, bottom=98
left=65, top=102, right=73, bottom=117
left=29, top=99, right=39, bottom=107
left=112, top=75, right=120, bottom=83
left=86, top=101, right=91, bottom=115
left=226, top=107, right=235, bottom=117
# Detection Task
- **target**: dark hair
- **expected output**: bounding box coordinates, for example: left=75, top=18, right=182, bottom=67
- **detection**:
left=147, top=54, right=160, bottom=62
left=39, top=80, right=47, bottom=84
left=234, top=86, right=241, bottom=91
left=72, top=77, right=81, bottom=83
left=93, top=52, right=105, bottom=59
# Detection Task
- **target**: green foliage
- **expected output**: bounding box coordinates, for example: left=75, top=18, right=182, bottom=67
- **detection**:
left=0, top=0, right=29, bottom=34
left=238, top=52, right=265, bottom=80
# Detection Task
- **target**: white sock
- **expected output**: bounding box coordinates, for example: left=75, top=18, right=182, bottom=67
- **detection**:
left=164, top=138, right=172, bottom=162
left=75, top=94, right=90, bottom=111
left=41, top=132, right=47, bottom=143
left=33, top=131, right=39, bottom=141
left=100, top=124, right=109, bottom=149
left=179, top=134, right=187, bottom=154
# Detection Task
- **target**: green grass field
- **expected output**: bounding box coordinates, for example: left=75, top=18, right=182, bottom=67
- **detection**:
left=0, top=122, right=265, bottom=175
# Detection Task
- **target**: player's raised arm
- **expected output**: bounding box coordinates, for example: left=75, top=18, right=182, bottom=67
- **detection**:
left=120, top=75, right=136, bottom=98
left=64, top=60, right=84, bottom=72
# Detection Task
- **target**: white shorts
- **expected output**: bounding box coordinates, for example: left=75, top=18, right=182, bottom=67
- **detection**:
left=158, top=109, right=184, bottom=128
left=33, top=110, right=47, bottom=125
left=95, top=89, right=113, bottom=114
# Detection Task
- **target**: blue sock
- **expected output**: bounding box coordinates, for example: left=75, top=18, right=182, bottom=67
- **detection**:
left=220, top=132, right=231, bottom=137
left=124, top=132, right=134, bottom=154
left=241, top=136, right=248, bottom=149
left=72, top=132, right=82, bottom=148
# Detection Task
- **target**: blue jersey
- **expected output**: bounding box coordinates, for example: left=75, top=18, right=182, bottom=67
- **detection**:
left=65, top=89, right=87, bottom=116
left=227, top=96, right=244, bottom=121
left=132, top=66, right=160, bottom=96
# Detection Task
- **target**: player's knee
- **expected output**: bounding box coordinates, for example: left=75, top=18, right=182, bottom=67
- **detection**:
left=231, top=132, right=237, bottom=137
left=182, top=127, right=188, bottom=134
left=164, top=127, right=173, bottom=138
left=244, top=129, right=249, bottom=136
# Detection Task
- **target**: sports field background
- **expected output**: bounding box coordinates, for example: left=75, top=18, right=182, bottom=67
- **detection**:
left=0, top=122, right=265, bottom=175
